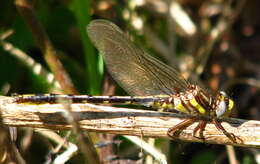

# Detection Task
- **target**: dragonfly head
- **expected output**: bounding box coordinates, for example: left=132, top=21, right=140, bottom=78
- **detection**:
left=215, top=91, right=234, bottom=118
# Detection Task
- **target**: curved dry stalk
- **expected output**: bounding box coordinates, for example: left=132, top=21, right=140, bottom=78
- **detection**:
left=0, top=40, right=60, bottom=91
left=15, top=0, right=77, bottom=94
left=0, top=96, right=259, bottom=148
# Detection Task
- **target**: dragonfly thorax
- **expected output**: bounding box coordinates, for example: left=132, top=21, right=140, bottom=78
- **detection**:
left=164, top=86, right=212, bottom=116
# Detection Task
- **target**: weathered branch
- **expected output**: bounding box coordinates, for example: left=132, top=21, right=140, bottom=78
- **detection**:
left=0, top=96, right=259, bottom=148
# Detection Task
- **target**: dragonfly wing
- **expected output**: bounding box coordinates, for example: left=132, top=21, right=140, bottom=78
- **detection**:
left=87, top=19, right=189, bottom=96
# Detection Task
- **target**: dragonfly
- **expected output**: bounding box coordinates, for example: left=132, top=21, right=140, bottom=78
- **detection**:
left=14, top=19, right=238, bottom=143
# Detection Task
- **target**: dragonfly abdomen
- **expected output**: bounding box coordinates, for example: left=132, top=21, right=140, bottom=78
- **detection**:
left=13, top=94, right=160, bottom=106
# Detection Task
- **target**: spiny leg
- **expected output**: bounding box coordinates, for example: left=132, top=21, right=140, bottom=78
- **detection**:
left=212, top=119, right=240, bottom=143
left=193, top=120, right=207, bottom=140
left=167, top=118, right=196, bottom=139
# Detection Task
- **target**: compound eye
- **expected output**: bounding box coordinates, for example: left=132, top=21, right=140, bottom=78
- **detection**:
left=219, top=91, right=227, bottom=97
left=216, top=100, right=227, bottom=117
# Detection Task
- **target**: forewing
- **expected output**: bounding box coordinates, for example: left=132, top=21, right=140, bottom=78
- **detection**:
left=87, top=19, right=189, bottom=96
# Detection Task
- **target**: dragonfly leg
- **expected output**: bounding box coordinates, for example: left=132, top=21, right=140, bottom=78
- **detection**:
left=193, top=120, right=207, bottom=140
left=212, top=119, right=241, bottom=143
left=167, top=118, right=196, bottom=139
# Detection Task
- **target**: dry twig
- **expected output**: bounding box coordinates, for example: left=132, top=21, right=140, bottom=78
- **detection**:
left=0, top=96, right=259, bottom=148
